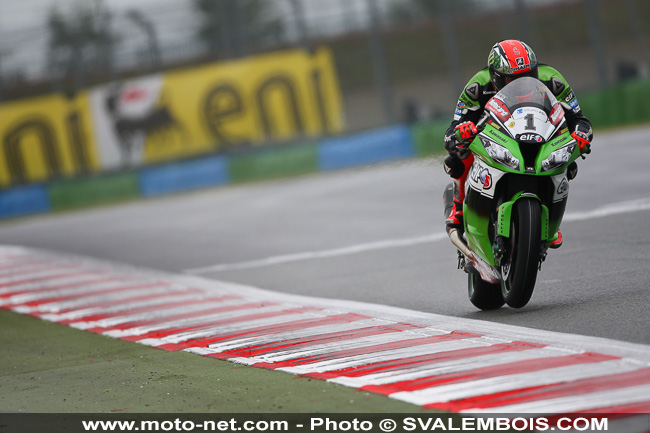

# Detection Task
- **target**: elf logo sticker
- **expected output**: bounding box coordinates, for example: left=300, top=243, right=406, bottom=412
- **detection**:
left=519, top=133, right=544, bottom=143
left=557, top=178, right=569, bottom=195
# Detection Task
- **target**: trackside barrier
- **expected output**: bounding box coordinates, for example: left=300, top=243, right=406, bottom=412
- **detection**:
left=48, top=172, right=140, bottom=211
left=139, top=156, right=229, bottom=197
left=0, top=122, right=445, bottom=220
left=0, top=185, right=50, bottom=219
left=229, top=142, right=319, bottom=183
left=318, top=125, right=414, bottom=170
left=579, top=77, right=650, bottom=127
left=411, top=120, right=448, bottom=157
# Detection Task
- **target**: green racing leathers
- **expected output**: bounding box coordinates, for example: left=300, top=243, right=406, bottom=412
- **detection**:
left=444, top=65, right=593, bottom=156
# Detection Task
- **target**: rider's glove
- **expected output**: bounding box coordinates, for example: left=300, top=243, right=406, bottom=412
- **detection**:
left=454, top=121, right=478, bottom=149
left=571, top=130, right=591, bottom=154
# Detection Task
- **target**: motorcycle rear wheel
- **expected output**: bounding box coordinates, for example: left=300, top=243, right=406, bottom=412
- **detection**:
left=501, top=198, right=541, bottom=308
left=468, top=273, right=505, bottom=310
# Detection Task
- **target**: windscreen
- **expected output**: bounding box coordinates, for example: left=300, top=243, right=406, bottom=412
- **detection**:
left=496, top=76, right=559, bottom=113
left=485, top=77, right=565, bottom=141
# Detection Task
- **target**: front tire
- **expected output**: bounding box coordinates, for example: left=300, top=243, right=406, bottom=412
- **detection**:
left=468, top=273, right=505, bottom=310
left=501, top=198, right=541, bottom=308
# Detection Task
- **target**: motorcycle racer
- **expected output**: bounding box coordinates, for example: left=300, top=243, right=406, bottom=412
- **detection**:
left=443, top=40, right=593, bottom=249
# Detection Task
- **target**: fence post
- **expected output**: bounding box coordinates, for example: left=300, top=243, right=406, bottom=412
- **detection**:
left=338, top=0, right=357, bottom=34
left=365, top=0, right=395, bottom=125
left=288, top=0, right=311, bottom=51
left=0, top=50, right=4, bottom=102
left=585, top=0, right=609, bottom=88
left=229, top=0, right=246, bottom=57
left=441, top=1, right=463, bottom=98
left=71, top=40, right=85, bottom=96
left=126, top=10, right=162, bottom=72
left=625, top=0, right=643, bottom=39
left=514, top=0, right=533, bottom=46
left=0, top=26, right=4, bottom=101
left=94, top=0, right=116, bottom=80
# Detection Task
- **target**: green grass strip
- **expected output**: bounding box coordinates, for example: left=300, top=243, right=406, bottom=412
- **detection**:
left=0, top=309, right=431, bottom=413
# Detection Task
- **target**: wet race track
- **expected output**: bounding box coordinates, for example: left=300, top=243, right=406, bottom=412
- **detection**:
left=1, top=125, right=649, bottom=346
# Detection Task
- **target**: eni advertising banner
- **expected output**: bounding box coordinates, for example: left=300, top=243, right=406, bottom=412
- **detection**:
left=0, top=93, right=100, bottom=187
left=90, top=47, right=343, bottom=169
left=0, top=48, right=343, bottom=185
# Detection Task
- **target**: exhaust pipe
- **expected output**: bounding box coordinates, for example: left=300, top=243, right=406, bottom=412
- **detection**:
left=447, top=227, right=474, bottom=260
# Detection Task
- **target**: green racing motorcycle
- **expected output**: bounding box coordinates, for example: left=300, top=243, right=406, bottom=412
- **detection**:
left=445, top=77, right=587, bottom=310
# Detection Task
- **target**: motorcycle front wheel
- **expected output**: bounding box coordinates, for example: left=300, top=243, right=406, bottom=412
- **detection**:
left=500, top=198, right=541, bottom=308
left=468, top=273, right=505, bottom=310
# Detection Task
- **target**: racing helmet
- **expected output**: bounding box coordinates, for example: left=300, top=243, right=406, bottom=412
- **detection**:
left=488, top=40, right=538, bottom=91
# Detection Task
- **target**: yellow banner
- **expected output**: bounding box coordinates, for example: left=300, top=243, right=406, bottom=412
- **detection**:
left=0, top=48, right=344, bottom=186
left=142, top=47, right=343, bottom=163
left=0, top=93, right=100, bottom=187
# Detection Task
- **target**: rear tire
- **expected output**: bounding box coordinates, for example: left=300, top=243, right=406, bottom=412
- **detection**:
left=501, top=198, right=541, bottom=308
left=468, top=273, right=505, bottom=310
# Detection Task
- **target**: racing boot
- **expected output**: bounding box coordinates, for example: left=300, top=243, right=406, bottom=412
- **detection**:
left=444, top=181, right=476, bottom=271
left=549, top=231, right=563, bottom=249
left=443, top=181, right=463, bottom=231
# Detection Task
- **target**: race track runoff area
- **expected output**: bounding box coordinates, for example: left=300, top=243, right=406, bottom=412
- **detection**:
left=2, top=245, right=650, bottom=420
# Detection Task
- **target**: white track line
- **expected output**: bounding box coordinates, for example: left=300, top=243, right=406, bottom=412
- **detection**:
left=184, top=233, right=448, bottom=274
left=185, top=197, right=650, bottom=274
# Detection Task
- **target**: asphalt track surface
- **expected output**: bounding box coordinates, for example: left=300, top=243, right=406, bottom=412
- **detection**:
left=2, top=124, right=650, bottom=416
left=2, top=125, right=649, bottom=347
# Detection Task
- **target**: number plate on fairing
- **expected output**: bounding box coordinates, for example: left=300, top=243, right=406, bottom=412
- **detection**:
left=506, top=107, right=556, bottom=142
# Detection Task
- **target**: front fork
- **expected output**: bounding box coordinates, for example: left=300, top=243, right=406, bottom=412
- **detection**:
left=445, top=185, right=552, bottom=274
left=493, top=193, right=551, bottom=269
left=494, top=234, right=549, bottom=270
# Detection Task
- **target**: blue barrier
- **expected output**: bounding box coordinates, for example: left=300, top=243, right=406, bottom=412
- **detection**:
left=317, top=125, right=414, bottom=170
left=139, top=156, right=229, bottom=197
left=0, top=185, right=50, bottom=219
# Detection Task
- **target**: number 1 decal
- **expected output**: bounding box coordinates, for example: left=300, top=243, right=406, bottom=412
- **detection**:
left=525, top=113, right=536, bottom=131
